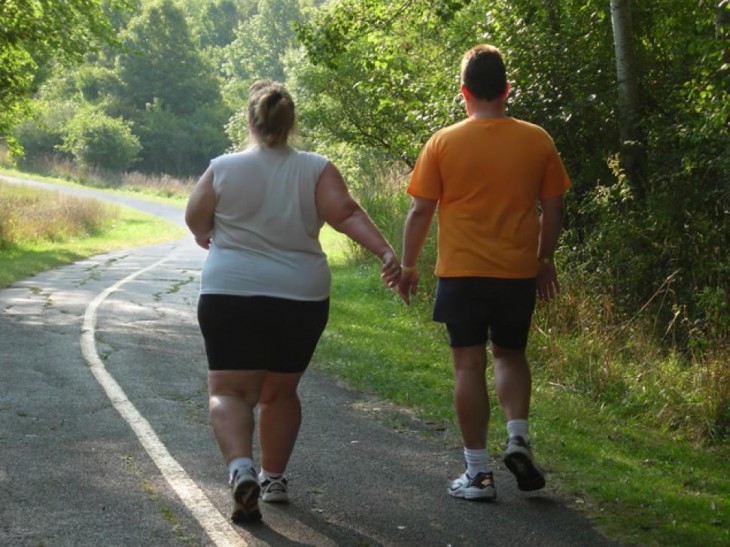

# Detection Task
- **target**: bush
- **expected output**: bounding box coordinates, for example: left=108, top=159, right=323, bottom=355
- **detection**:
left=60, top=107, right=141, bottom=171
left=11, top=100, right=76, bottom=161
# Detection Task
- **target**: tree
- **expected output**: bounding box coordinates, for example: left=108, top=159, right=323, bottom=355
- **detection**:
left=0, top=0, right=131, bottom=147
left=294, top=0, right=479, bottom=166
left=221, top=0, right=303, bottom=106
left=116, top=0, right=221, bottom=116
left=198, top=0, right=254, bottom=49
left=610, top=0, right=645, bottom=196
left=114, top=0, right=231, bottom=174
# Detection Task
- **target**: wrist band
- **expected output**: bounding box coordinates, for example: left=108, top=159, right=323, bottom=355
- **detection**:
left=401, top=264, right=417, bottom=273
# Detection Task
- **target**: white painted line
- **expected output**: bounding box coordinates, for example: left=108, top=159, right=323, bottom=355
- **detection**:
left=80, top=254, right=250, bottom=547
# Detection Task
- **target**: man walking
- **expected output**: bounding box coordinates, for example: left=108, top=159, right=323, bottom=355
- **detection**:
left=398, top=44, right=570, bottom=500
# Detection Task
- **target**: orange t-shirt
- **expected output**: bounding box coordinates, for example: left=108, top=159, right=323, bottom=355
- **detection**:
left=408, top=117, right=571, bottom=278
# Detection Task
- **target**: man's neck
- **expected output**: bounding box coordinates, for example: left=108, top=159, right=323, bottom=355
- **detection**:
left=467, top=100, right=506, bottom=119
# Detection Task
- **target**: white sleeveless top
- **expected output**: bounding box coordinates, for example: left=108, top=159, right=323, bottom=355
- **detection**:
left=200, top=145, right=331, bottom=300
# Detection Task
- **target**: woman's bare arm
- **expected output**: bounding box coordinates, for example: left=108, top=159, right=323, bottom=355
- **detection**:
left=185, top=167, right=216, bottom=249
left=315, top=162, right=400, bottom=288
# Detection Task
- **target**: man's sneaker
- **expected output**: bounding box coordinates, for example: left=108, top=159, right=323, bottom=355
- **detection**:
left=260, top=475, right=289, bottom=503
left=448, top=471, right=497, bottom=501
left=502, top=436, right=545, bottom=491
left=230, top=467, right=262, bottom=523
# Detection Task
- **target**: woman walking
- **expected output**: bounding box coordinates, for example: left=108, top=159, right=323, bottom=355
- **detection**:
left=185, top=80, right=400, bottom=523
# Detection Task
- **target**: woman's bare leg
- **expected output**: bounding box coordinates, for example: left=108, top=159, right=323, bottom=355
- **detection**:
left=258, top=371, right=304, bottom=474
left=208, top=370, right=265, bottom=463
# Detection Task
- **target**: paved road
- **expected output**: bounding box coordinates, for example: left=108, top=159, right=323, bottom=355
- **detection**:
left=0, top=176, right=617, bottom=546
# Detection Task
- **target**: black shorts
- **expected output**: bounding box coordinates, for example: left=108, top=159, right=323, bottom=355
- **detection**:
left=433, top=277, right=536, bottom=349
left=197, top=294, right=329, bottom=373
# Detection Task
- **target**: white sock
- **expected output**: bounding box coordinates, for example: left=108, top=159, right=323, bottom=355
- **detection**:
left=464, top=447, right=490, bottom=477
left=228, top=457, right=254, bottom=482
left=507, top=419, right=529, bottom=441
left=258, top=468, right=283, bottom=482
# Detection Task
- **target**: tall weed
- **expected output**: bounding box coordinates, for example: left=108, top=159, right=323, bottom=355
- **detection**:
left=534, top=266, right=730, bottom=441
left=0, top=181, right=118, bottom=249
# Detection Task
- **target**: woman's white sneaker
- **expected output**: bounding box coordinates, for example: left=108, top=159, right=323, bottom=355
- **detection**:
left=260, top=475, right=289, bottom=503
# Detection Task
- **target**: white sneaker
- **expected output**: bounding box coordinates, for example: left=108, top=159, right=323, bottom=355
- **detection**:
left=260, top=475, right=289, bottom=503
left=503, top=436, right=545, bottom=491
left=448, top=471, right=497, bottom=500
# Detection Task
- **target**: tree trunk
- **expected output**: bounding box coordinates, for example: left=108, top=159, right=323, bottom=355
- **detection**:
left=610, top=0, right=644, bottom=197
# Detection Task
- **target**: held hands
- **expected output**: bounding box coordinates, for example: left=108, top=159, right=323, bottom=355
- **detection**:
left=380, top=251, right=417, bottom=307
left=397, top=266, right=419, bottom=305
left=380, top=249, right=401, bottom=289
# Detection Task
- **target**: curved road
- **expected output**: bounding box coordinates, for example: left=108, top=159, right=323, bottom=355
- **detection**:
left=0, top=175, right=617, bottom=546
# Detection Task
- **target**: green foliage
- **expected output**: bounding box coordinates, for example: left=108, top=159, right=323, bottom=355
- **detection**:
left=73, top=65, right=124, bottom=103
left=60, top=106, right=141, bottom=171
left=117, top=0, right=221, bottom=116
left=294, top=0, right=478, bottom=166
left=221, top=0, right=303, bottom=108
left=110, top=0, right=232, bottom=174
left=0, top=0, right=132, bottom=138
left=11, top=100, right=76, bottom=161
left=563, top=0, right=730, bottom=353
left=197, top=0, right=254, bottom=49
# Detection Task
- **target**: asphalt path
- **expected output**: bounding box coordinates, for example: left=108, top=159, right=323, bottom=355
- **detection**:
left=0, top=175, right=617, bottom=546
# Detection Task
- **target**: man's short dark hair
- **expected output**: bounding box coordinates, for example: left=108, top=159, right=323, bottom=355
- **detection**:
left=461, top=44, right=507, bottom=101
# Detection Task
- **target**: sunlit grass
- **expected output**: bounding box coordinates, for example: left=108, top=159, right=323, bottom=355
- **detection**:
left=536, top=388, right=730, bottom=546
left=0, top=179, right=185, bottom=287
left=0, top=181, right=117, bottom=247
left=531, top=272, right=730, bottom=442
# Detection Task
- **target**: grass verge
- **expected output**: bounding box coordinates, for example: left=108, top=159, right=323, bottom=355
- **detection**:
left=0, top=176, right=185, bottom=288
left=317, top=230, right=730, bottom=547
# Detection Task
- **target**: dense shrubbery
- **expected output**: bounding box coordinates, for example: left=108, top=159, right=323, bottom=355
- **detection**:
left=8, top=0, right=232, bottom=176
left=60, top=107, right=141, bottom=171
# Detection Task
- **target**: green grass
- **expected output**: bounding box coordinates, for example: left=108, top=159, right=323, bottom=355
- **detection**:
left=0, top=211, right=185, bottom=287
left=317, top=230, right=730, bottom=547
left=0, top=175, right=185, bottom=288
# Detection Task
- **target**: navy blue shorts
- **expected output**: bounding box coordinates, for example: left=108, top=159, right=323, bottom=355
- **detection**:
left=197, top=294, right=329, bottom=372
left=433, top=277, right=536, bottom=349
